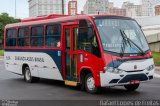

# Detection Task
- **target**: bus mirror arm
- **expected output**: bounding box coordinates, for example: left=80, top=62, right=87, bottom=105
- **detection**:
left=139, top=24, right=142, bottom=28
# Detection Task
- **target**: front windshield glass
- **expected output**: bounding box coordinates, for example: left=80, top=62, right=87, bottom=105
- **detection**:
left=95, top=18, right=149, bottom=54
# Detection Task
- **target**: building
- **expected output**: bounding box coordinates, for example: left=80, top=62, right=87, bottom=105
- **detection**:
left=108, top=2, right=114, bottom=8
left=108, top=8, right=126, bottom=16
left=122, top=1, right=142, bottom=18
left=141, top=0, right=154, bottom=16
left=81, top=11, right=84, bottom=14
left=68, top=0, right=77, bottom=15
left=155, top=5, right=160, bottom=15
left=141, top=0, right=160, bottom=16
left=28, top=0, right=67, bottom=17
left=83, top=0, right=109, bottom=14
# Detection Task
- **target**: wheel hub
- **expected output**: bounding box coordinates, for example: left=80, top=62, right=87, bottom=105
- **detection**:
left=87, top=77, right=95, bottom=91
left=25, top=68, right=31, bottom=81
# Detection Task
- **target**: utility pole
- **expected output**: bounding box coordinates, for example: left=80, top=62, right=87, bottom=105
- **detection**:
left=15, top=0, right=17, bottom=18
left=62, top=0, right=64, bottom=14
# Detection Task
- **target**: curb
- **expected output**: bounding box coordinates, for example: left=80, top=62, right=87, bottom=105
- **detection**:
left=154, top=73, right=160, bottom=78
left=155, top=67, right=160, bottom=72
left=155, top=66, right=160, bottom=70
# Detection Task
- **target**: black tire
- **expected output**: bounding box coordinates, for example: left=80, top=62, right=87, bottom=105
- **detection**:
left=124, top=84, right=139, bottom=91
left=24, top=66, right=40, bottom=83
left=85, top=73, right=98, bottom=94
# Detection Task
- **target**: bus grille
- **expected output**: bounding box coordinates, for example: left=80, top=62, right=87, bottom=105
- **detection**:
left=118, top=74, right=148, bottom=83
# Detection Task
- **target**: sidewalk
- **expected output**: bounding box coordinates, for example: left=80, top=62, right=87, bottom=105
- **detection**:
left=155, top=66, right=160, bottom=70
left=0, top=56, right=3, bottom=60
left=155, top=66, right=160, bottom=74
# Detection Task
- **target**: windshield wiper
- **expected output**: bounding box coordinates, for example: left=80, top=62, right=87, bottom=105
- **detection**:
left=120, top=29, right=145, bottom=56
left=119, top=30, right=128, bottom=57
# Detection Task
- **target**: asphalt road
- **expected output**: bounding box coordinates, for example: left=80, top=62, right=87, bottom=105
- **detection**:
left=0, top=60, right=160, bottom=101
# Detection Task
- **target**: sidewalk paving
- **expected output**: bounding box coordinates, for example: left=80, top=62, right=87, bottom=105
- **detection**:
left=155, top=67, right=160, bottom=75
left=0, top=56, right=3, bottom=60
left=155, top=66, right=160, bottom=70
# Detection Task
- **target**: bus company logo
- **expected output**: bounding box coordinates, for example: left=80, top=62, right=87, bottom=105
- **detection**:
left=134, top=65, right=137, bottom=70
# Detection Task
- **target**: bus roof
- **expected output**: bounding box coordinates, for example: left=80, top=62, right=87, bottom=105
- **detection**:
left=5, top=14, right=132, bottom=29
left=21, top=14, right=70, bottom=22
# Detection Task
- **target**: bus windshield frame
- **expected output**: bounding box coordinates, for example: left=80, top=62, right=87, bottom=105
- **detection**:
left=94, top=16, right=150, bottom=56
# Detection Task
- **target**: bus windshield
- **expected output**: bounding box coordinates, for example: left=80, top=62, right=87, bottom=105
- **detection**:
left=95, top=18, right=149, bottom=55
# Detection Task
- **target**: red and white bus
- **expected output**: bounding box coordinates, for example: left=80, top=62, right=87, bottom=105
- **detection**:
left=4, top=14, right=155, bottom=93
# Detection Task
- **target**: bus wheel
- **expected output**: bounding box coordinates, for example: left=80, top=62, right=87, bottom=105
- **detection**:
left=85, top=73, right=98, bottom=94
left=24, top=66, right=39, bottom=83
left=124, top=84, right=139, bottom=91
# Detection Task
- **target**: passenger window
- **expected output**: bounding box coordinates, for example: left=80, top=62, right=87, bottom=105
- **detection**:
left=46, top=25, right=61, bottom=48
left=18, top=27, right=29, bottom=47
left=78, top=20, right=101, bottom=57
left=31, top=26, right=44, bottom=47
left=6, top=29, right=17, bottom=47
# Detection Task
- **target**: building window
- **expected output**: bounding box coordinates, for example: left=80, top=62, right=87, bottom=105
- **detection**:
left=31, top=26, right=44, bottom=47
left=45, top=25, right=61, bottom=48
left=71, top=2, right=76, bottom=8
left=6, top=29, right=17, bottom=47
left=18, top=27, right=29, bottom=47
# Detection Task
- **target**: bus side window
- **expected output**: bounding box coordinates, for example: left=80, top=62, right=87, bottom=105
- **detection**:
left=6, top=29, right=17, bottom=47
left=31, top=26, right=44, bottom=47
left=45, top=24, right=61, bottom=48
left=78, top=20, right=101, bottom=57
left=18, top=27, right=29, bottom=47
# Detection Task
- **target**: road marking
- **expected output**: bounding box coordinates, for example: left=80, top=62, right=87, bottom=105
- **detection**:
left=154, top=73, right=160, bottom=78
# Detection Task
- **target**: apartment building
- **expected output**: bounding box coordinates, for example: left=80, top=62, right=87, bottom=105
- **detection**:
left=28, top=0, right=66, bottom=17
left=83, top=0, right=109, bottom=14
left=155, top=4, right=160, bottom=15
left=108, top=8, right=126, bottom=16
left=68, top=0, right=77, bottom=15
left=122, top=1, right=142, bottom=17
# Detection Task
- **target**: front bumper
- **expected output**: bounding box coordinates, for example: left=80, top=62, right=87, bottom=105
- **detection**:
left=100, top=68, right=154, bottom=87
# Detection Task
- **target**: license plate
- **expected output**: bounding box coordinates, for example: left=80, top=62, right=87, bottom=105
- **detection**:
left=129, top=80, right=140, bottom=84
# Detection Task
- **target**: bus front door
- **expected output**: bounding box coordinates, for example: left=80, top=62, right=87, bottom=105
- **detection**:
left=64, top=25, right=78, bottom=86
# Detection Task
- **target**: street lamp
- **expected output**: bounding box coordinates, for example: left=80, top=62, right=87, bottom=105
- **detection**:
left=62, top=0, right=64, bottom=14
left=15, top=0, right=17, bottom=18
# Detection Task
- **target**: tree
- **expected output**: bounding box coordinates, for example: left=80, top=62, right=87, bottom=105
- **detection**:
left=0, top=13, right=20, bottom=49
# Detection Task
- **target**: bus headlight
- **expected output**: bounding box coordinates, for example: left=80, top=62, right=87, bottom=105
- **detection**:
left=146, top=65, right=154, bottom=71
left=104, top=67, right=124, bottom=74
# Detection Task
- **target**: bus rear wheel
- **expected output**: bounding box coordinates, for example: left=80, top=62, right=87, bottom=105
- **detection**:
left=124, top=84, right=139, bottom=91
left=85, top=73, right=98, bottom=94
left=24, top=66, right=39, bottom=83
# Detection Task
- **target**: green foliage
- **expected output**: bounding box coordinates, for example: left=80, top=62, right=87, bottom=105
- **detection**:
left=0, top=50, right=4, bottom=56
left=152, top=52, right=160, bottom=66
left=0, top=13, right=20, bottom=40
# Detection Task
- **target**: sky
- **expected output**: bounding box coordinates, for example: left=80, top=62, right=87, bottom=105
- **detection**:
left=0, top=0, right=141, bottom=19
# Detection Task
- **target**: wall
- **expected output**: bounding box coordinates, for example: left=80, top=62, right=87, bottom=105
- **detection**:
left=146, top=33, right=160, bottom=52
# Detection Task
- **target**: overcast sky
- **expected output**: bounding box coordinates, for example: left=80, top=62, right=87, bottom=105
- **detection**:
left=0, top=0, right=141, bottom=19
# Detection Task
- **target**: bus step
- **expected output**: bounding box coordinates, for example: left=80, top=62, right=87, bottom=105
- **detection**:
left=65, top=80, right=77, bottom=86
